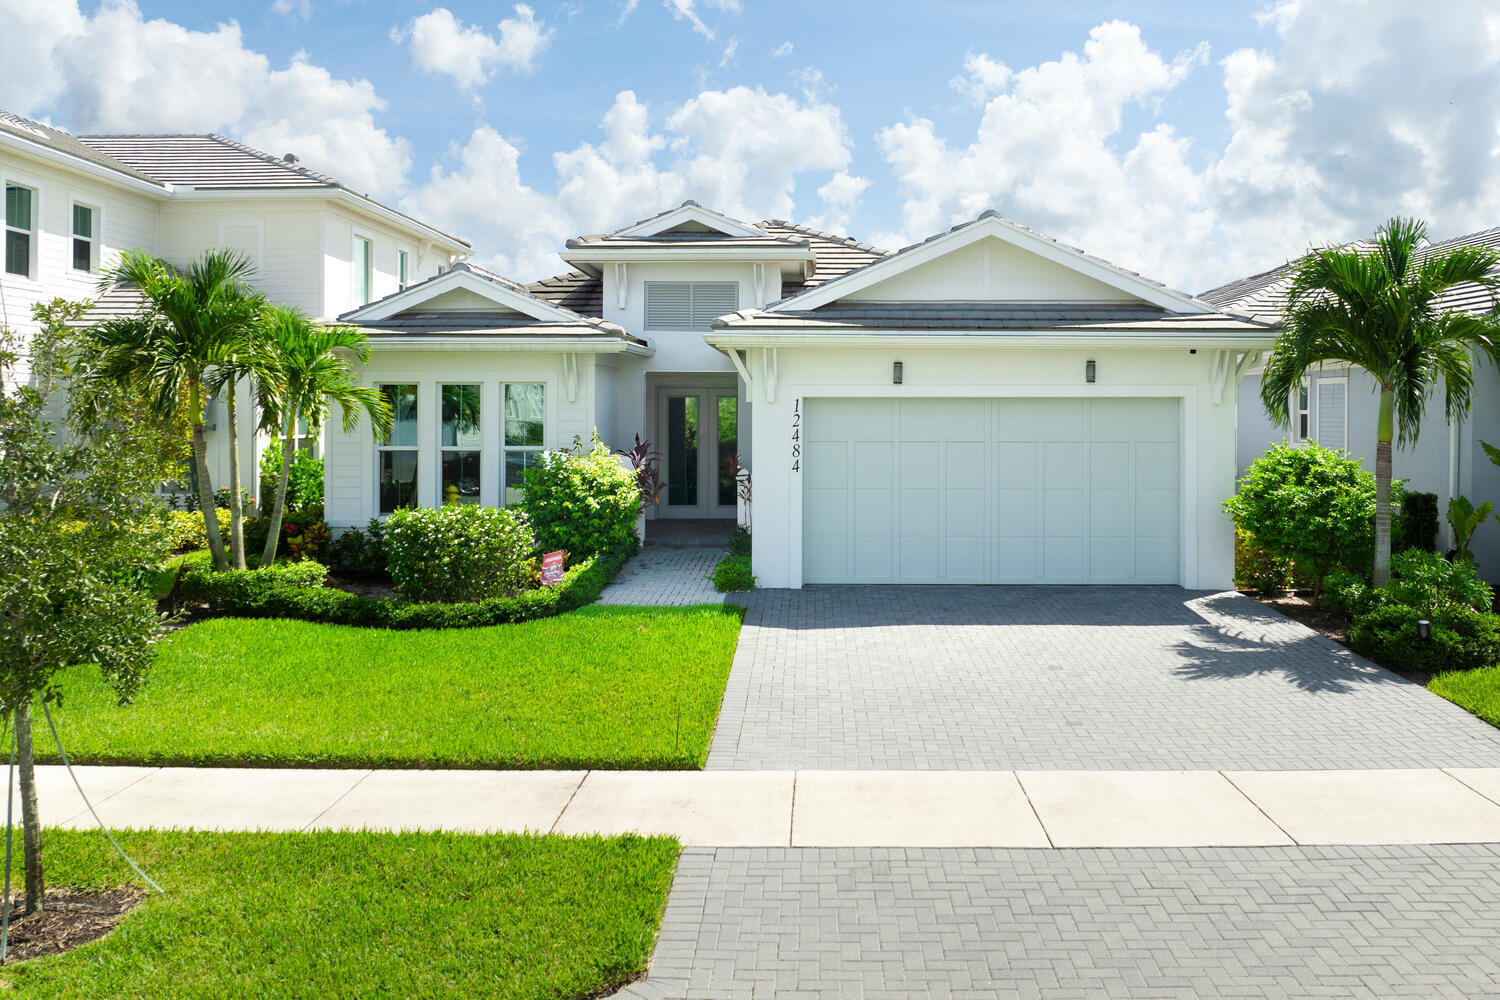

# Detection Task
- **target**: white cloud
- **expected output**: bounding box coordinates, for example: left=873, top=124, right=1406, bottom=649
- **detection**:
left=0, top=0, right=409, bottom=197
left=271, top=0, right=311, bottom=19
left=663, top=0, right=736, bottom=39
left=719, top=38, right=739, bottom=68
left=771, top=40, right=794, bottom=58
left=949, top=52, right=1011, bottom=106
left=398, top=5, right=553, bottom=90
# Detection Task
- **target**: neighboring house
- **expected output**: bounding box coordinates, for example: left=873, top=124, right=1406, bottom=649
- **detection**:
left=0, top=109, right=469, bottom=492
left=1204, top=227, right=1500, bottom=579
left=330, top=203, right=1276, bottom=589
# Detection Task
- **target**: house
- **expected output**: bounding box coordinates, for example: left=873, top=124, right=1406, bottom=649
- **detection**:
left=1204, top=227, right=1500, bottom=579
left=329, top=203, right=1277, bottom=589
left=0, top=109, right=470, bottom=490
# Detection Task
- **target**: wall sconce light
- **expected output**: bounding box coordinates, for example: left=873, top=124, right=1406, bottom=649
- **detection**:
left=893, top=361, right=904, bottom=385
left=1417, top=619, right=1432, bottom=641
left=1085, top=359, right=1096, bottom=384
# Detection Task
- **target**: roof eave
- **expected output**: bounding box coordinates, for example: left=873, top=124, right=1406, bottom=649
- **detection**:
left=561, top=246, right=815, bottom=264
left=170, top=186, right=470, bottom=253
left=362, top=335, right=652, bottom=355
left=0, top=131, right=171, bottom=197
left=704, top=329, right=1279, bottom=350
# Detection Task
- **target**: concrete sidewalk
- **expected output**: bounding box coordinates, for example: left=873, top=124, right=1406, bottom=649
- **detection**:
left=26, top=765, right=1500, bottom=847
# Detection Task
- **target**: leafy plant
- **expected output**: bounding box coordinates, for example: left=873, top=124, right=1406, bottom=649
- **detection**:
left=615, top=435, right=665, bottom=511
left=728, top=525, right=752, bottom=558
left=384, top=505, right=536, bottom=603
left=328, top=519, right=389, bottom=579
left=259, top=440, right=325, bottom=514
left=523, top=436, right=641, bottom=561
left=1382, top=548, right=1495, bottom=613
left=1348, top=602, right=1500, bottom=674
left=1448, top=495, right=1494, bottom=561
left=166, top=508, right=231, bottom=552
left=1394, top=491, right=1439, bottom=553
left=713, top=554, right=756, bottom=592
left=1223, top=442, right=1380, bottom=598
left=725, top=451, right=752, bottom=529
left=1233, top=527, right=1293, bottom=595
left=1322, top=568, right=1375, bottom=618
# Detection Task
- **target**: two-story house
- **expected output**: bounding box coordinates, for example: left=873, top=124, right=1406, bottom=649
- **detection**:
left=0, top=109, right=469, bottom=491
left=330, top=202, right=1277, bottom=590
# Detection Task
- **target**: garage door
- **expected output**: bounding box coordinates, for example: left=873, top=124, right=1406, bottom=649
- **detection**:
left=802, top=398, right=1180, bottom=584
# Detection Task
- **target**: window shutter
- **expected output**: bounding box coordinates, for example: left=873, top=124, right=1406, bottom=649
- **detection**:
left=645, top=283, right=693, bottom=330
left=220, top=223, right=261, bottom=276
left=690, top=282, right=739, bottom=329
left=1316, top=379, right=1347, bottom=450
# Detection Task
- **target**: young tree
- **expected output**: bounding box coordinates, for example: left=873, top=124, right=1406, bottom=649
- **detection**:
left=207, top=329, right=276, bottom=570
left=255, top=306, right=390, bottom=566
left=0, top=302, right=179, bottom=914
left=90, top=249, right=265, bottom=572
left=1260, top=218, right=1500, bottom=586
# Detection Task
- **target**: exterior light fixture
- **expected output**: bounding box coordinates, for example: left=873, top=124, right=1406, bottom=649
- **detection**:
left=893, top=361, right=903, bottom=385
left=1417, top=619, right=1432, bottom=641
left=1085, top=360, right=1096, bottom=384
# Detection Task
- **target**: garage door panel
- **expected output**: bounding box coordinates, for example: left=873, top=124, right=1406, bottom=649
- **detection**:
left=1043, top=490, right=1085, bottom=535
left=804, top=487, right=848, bottom=536
left=853, top=489, right=894, bottom=536
left=803, top=536, right=848, bottom=582
left=811, top=398, right=891, bottom=437
left=995, top=537, right=1041, bottom=580
left=804, top=442, right=847, bottom=490
left=1001, top=398, right=1084, bottom=437
left=945, top=442, right=988, bottom=489
left=1135, top=491, right=1177, bottom=536
left=1134, top=441, right=1178, bottom=490
left=852, top=537, right=894, bottom=581
left=944, top=538, right=986, bottom=581
left=899, top=488, right=939, bottom=532
left=853, top=442, right=895, bottom=488
left=1090, top=536, right=1129, bottom=580
left=1090, top=442, right=1131, bottom=490
left=1089, top=490, right=1129, bottom=535
left=995, top=442, right=1038, bottom=488
left=899, top=399, right=985, bottom=436
left=1044, top=537, right=1085, bottom=580
left=1135, top=540, right=1177, bottom=581
left=1092, top=398, right=1177, bottom=438
left=995, top=490, right=1038, bottom=535
left=946, top=490, right=986, bottom=535
left=1044, top=442, right=1086, bottom=489
left=897, top=537, right=940, bottom=579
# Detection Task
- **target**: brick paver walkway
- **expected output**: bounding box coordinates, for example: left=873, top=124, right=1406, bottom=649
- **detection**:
left=708, top=586, right=1500, bottom=770
left=598, top=546, right=724, bottom=606
left=617, top=844, right=1500, bottom=999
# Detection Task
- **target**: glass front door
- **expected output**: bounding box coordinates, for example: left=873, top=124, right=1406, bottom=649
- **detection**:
left=660, top=389, right=739, bottom=518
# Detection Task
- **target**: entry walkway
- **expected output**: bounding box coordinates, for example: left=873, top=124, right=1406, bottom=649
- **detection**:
left=29, top=764, right=1500, bottom=846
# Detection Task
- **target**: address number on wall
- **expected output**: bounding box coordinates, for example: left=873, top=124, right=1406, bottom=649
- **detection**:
left=791, top=398, right=801, bottom=473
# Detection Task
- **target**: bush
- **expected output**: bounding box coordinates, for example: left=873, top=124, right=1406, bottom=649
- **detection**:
left=522, top=438, right=640, bottom=561
left=258, top=440, right=325, bottom=513
left=713, top=554, right=755, bottom=593
left=1323, top=568, right=1375, bottom=617
left=384, top=505, right=535, bottom=603
left=1383, top=549, right=1494, bottom=614
left=1347, top=602, right=1500, bottom=674
left=1223, top=442, right=1379, bottom=593
left=1395, top=492, right=1439, bottom=553
left=165, top=509, right=231, bottom=552
left=328, top=519, right=388, bottom=579
left=727, top=526, right=752, bottom=558
left=1234, top=528, right=1292, bottom=595
left=172, top=546, right=633, bottom=630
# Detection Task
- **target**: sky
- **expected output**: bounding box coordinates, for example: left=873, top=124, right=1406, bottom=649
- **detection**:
left=4, top=0, right=1499, bottom=292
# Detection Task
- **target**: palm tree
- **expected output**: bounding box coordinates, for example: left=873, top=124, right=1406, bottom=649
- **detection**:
left=206, top=328, right=275, bottom=569
left=256, top=306, right=391, bottom=566
left=92, top=249, right=264, bottom=571
left=1261, top=217, right=1500, bottom=586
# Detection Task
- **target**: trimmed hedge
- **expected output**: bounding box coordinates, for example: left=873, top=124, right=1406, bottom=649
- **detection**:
left=1347, top=602, right=1500, bottom=675
left=174, top=544, right=635, bottom=630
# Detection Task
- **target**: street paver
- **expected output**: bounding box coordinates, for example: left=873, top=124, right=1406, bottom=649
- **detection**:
left=709, top=585, right=1500, bottom=770
left=598, top=545, right=724, bottom=606
left=616, top=844, right=1500, bottom=999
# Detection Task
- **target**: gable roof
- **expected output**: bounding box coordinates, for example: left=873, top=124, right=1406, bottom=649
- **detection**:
left=1200, top=226, right=1500, bottom=323
left=0, top=111, right=166, bottom=190
left=77, top=133, right=338, bottom=189
left=769, top=211, right=1215, bottom=315
left=610, top=200, right=768, bottom=239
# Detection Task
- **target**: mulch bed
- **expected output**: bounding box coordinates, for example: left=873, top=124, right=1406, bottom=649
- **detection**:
left=326, top=575, right=394, bottom=600
left=0, top=887, right=145, bottom=964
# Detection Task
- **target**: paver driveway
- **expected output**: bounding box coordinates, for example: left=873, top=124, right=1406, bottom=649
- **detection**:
left=708, top=586, right=1500, bottom=770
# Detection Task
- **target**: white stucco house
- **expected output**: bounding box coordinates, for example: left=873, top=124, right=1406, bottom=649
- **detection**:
left=329, top=202, right=1278, bottom=590
left=1205, top=226, right=1500, bottom=579
left=0, top=109, right=469, bottom=491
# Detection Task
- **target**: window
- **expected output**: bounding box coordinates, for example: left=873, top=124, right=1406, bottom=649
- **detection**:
left=440, top=384, right=481, bottom=506
left=1315, top=377, right=1348, bottom=450
left=717, top=394, right=738, bottom=507
left=398, top=249, right=409, bottom=291
left=71, top=204, right=94, bottom=272
left=376, top=384, right=418, bottom=513
left=1292, top=380, right=1310, bottom=442
left=502, top=383, right=545, bottom=505
left=352, top=235, right=373, bottom=306
left=5, top=183, right=34, bottom=277
left=644, top=281, right=739, bottom=331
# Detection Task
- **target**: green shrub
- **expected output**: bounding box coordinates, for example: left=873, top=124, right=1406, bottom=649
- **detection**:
left=1383, top=549, right=1494, bottom=614
left=727, top=525, right=752, bottom=558
left=172, top=546, right=632, bottom=630
left=522, top=438, right=640, bottom=561
left=1233, top=527, right=1292, bottom=594
left=1323, top=568, right=1375, bottom=618
left=713, top=554, right=756, bottom=592
left=329, top=519, right=388, bottom=579
left=384, top=505, right=535, bottom=603
left=258, top=440, right=325, bottom=513
left=1395, top=492, right=1439, bottom=553
left=1347, top=602, right=1500, bottom=674
left=165, top=509, right=231, bottom=552
left=1223, top=442, right=1379, bottom=593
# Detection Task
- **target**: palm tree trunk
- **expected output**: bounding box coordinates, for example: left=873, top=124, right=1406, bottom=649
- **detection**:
left=190, top=377, right=229, bottom=572
left=226, top=385, right=246, bottom=571
left=260, top=422, right=296, bottom=568
left=1374, top=388, right=1395, bottom=587
left=15, top=703, right=43, bottom=916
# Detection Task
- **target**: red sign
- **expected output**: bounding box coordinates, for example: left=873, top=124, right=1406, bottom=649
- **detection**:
left=540, top=550, right=567, bottom=586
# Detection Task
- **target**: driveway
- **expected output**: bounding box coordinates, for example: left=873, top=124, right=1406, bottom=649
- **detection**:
left=708, top=586, right=1500, bottom=770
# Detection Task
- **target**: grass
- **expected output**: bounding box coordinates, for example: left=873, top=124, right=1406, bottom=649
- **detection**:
left=4, top=828, right=678, bottom=999
left=1429, top=666, right=1500, bottom=727
left=45, top=605, right=742, bottom=769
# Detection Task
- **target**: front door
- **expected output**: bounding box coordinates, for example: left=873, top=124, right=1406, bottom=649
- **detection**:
left=658, top=389, right=740, bottom=519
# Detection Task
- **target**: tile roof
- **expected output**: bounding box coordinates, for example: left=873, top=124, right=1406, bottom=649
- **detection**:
left=75, top=133, right=336, bottom=189
left=1200, top=228, right=1500, bottom=322
left=714, top=301, right=1273, bottom=335
left=0, top=111, right=164, bottom=187
left=758, top=220, right=890, bottom=291
left=525, top=270, right=603, bottom=316
left=564, top=234, right=811, bottom=250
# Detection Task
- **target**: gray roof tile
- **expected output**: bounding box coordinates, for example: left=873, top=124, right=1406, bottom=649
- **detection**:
left=0, top=111, right=164, bottom=187
left=75, top=133, right=336, bottom=189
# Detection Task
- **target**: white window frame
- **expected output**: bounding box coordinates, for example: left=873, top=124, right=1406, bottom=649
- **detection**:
left=643, top=281, right=740, bottom=332
left=438, top=382, right=483, bottom=507
left=1291, top=378, right=1310, bottom=443
left=500, top=381, right=547, bottom=507
left=397, top=247, right=411, bottom=291
left=3, top=177, right=39, bottom=280
left=69, top=199, right=101, bottom=273
left=375, top=383, right=419, bottom=514
left=351, top=231, right=374, bottom=307
left=217, top=218, right=265, bottom=277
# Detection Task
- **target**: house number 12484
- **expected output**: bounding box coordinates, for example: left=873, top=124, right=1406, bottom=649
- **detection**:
left=791, top=399, right=801, bottom=472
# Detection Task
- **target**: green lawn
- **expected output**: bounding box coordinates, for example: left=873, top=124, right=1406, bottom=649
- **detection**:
left=1429, top=666, right=1500, bottom=728
left=45, top=605, right=742, bottom=769
left=4, top=829, right=678, bottom=999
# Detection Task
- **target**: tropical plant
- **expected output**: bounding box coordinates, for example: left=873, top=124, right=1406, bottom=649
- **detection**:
left=523, top=436, right=641, bottom=560
left=254, top=306, right=390, bottom=567
left=90, top=248, right=265, bottom=571
left=1394, top=491, right=1440, bottom=553
left=1447, top=496, right=1494, bottom=561
left=258, top=440, right=325, bottom=514
left=1260, top=217, right=1500, bottom=585
left=615, top=434, right=666, bottom=511
left=0, top=304, right=178, bottom=915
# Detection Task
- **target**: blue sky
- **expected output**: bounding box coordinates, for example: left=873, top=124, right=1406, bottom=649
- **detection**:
left=6, top=1, right=1499, bottom=289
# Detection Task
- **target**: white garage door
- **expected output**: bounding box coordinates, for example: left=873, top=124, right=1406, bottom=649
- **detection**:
left=802, top=398, right=1180, bottom=584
